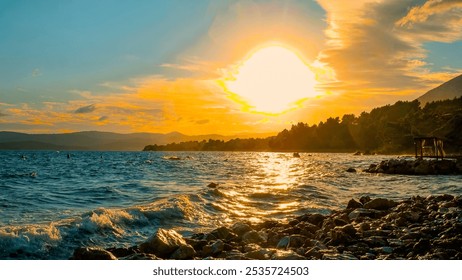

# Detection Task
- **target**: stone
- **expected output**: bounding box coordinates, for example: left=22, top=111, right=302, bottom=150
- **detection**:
left=139, top=228, right=187, bottom=258
left=207, top=182, right=219, bottom=188
left=202, top=240, right=224, bottom=257
left=207, top=226, right=237, bottom=241
left=276, top=236, right=290, bottom=249
left=359, top=196, right=371, bottom=204
left=231, top=222, right=253, bottom=237
left=288, top=235, right=307, bottom=249
left=107, top=246, right=138, bottom=258
left=364, top=198, right=398, bottom=210
left=339, top=224, right=357, bottom=236
left=347, top=199, right=363, bottom=209
left=170, top=244, right=196, bottom=259
left=305, top=247, right=323, bottom=259
left=348, top=208, right=379, bottom=220
left=72, top=247, right=117, bottom=260
left=121, top=253, right=161, bottom=260
left=346, top=168, right=357, bottom=173
left=242, top=230, right=266, bottom=244
left=244, top=249, right=274, bottom=260
left=271, top=250, right=307, bottom=260
left=299, top=213, right=325, bottom=227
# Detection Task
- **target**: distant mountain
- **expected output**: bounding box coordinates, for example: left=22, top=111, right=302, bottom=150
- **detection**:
left=417, top=74, right=462, bottom=105
left=0, top=131, right=272, bottom=151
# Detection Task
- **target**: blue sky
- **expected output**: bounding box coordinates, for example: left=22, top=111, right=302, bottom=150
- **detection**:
left=0, top=0, right=461, bottom=134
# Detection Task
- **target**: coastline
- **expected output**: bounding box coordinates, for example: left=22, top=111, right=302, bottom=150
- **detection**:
left=72, top=194, right=462, bottom=260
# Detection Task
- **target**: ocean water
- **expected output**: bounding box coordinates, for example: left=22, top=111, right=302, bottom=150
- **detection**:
left=0, top=151, right=460, bottom=259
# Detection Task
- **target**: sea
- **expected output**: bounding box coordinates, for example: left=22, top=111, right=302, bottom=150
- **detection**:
left=0, top=151, right=460, bottom=259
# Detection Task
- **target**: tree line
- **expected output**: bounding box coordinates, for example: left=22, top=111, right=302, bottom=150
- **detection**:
left=144, top=97, right=462, bottom=154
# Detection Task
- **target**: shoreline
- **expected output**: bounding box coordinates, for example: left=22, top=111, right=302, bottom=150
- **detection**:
left=72, top=194, right=462, bottom=260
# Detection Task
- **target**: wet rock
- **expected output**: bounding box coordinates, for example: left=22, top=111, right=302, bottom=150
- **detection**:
left=231, top=222, right=253, bottom=237
left=170, top=244, right=196, bottom=260
left=305, top=247, right=323, bottom=259
left=413, top=239, right=431, bottom=255
left=271, top=250, right=306, bottom=260
left=348, top=208, right=379, bottom=220
left=139, top=228, right=187, bottom=258
left=121, top=253, right=161, bottom=260
left=276, top=236, right=290, bottom=249
left=72, top=247, right=117, bottom=260
left=225, top=250, right=248, bottom=260
left=202, top=240, right=224, bottom=257
left=364, top=198, right=398, bottom=210
left=242, top=230, right=266, bottom=244
left=207, top=226, right=237, bottom=241
left=107, top=246, right=138, bottom=258
left=299, top=213, right=325, bottom=227
left=244, top=249, right=274, bottom=260
left=347, top=199, right=363, bottom=209
left=207, top=182, right=219, bottom=188
left=360, top=196, right=371, bottom=204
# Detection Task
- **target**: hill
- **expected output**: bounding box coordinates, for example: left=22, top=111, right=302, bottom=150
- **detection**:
left=0, top=131, right=272, bottom=151
left=417, top=74, right=462, bottom=105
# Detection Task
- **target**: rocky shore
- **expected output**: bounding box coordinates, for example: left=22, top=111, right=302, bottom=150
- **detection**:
left=365, top=158, right=462, bottom=175
left=72, top=194, right=462, bottom=260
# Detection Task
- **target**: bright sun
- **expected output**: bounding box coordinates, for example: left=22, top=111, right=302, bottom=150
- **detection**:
left=224, top=44, right=318, bottom=114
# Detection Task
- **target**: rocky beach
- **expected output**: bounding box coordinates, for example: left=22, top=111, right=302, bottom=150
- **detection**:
left=72, top=194, right=462, bottom=260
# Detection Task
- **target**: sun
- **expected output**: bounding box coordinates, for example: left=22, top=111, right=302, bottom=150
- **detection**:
left=223, top=44, right=318, bottom=114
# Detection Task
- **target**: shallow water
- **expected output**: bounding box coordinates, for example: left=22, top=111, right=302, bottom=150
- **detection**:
left=0, top=151, right=460, bottom=259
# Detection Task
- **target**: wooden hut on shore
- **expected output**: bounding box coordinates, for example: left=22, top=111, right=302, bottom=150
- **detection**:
left=414, top=137, right=445, bottom=160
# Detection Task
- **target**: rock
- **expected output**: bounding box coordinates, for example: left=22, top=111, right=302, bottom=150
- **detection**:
left=107, top=246, right=138, bottom=258
left=359, top=196, right=371, bottom=204
left=202, top=240, right=224, bottom=257
left=72, top=247, right=117, bottom=260
left=299, top=213, right=325, bottom=227
left=380, top=247, right=394, bottom=254
left=231, top=222, right=253, bottom=237
left=207, top=226, right=237, bottom=241
left=276, top=236, right=290, bottom=249
left=225, top=250, right=248, bottom=260
left=305, top=247, right=323, bottom=259
left=242, top=230, right=266, bottom=244
left=271, top=250, right=306, bottom=260
left=346, top=168, right=357, bottom=173
left=207, top=182, right=219, bottom=188
left=364, top=198, right=398, bottom=210
left=244, top=249, right=274, bottom=260
left=139, top=228, right=187, bottom=258
left=170, top=244, right=196, bottom=260
left=348, top=208, right=379, bottom=220
left=347, top=199, right=363, bottom=209
left=121, top=253, right=161, bottom=260
left=339, top=224, right=357, bottom=236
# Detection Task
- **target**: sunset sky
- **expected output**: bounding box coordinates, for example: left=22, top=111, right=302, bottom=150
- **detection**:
left=1, top=0, right=461, bottom=135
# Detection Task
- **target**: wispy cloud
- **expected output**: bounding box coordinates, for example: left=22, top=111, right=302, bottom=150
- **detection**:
left=31, top=68, right=42, bottom=77
left=74, top=104, right=97, bottom=114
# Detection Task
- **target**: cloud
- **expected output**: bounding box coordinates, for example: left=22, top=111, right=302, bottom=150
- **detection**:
left=315, top=0, right=462, bottom=101
left=32, top=68, right=41, bottom=77
left=74, top=104, right=97, bottom=114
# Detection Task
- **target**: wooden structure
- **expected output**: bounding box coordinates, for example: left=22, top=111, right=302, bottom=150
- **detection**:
left=414, top=137, right=445, bottom=160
